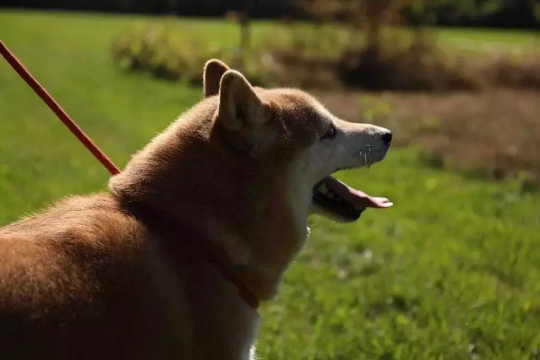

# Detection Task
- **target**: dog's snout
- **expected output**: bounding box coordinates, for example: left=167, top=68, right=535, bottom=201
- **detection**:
left=381, top=131, right=392, bottom=145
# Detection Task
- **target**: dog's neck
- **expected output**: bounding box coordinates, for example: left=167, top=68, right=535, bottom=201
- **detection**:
left=109, top=118, right=309, bottom=302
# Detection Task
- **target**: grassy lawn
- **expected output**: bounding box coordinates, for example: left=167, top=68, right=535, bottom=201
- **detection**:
left=1, top=9, right=540, bottom=359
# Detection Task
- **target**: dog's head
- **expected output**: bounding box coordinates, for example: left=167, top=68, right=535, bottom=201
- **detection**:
left=111, top=59, right=392, bottom=299
left=204, top=59, right=392, bottom=224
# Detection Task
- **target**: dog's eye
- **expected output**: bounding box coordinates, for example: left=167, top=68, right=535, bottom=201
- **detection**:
left=321, top=124, right=336, bottom=140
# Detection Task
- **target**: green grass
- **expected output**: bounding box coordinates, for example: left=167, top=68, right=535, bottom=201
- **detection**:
left=435, top=27, right=538, bottom=54
left=1, top=9, right=540, bottom=359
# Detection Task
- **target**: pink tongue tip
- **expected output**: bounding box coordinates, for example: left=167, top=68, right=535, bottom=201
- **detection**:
left=323, top=177, right=366, bottom=210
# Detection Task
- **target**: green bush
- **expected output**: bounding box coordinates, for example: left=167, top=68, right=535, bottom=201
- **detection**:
left=111, top=22, right=540, bottom=92
left=111, top=24, right=285, bottom=88
left=111, top=24, right=230, bottom=84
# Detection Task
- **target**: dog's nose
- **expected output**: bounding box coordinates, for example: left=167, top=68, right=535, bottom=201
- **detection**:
left=381, top=131, right=392, bottom=145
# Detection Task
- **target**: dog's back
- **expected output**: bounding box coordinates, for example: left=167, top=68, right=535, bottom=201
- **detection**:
left=0, top=193, right=150, bottom=358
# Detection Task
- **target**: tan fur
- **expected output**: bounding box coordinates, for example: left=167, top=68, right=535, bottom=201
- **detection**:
left=0, top=59, right=391, bottom=359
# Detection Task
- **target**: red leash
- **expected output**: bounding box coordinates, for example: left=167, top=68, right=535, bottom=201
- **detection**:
left=0, top=40, right=120, bottom=176
left=0, top=39, right=260, bottom=310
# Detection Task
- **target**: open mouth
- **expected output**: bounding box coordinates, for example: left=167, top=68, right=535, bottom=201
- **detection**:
left=312, top=176, right=366, bottom=222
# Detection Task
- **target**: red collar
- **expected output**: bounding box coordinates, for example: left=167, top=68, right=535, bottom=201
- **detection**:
left=206, top=250, right=260, bottom=309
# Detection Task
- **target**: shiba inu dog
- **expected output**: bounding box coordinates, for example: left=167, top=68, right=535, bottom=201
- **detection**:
left=0, top=59, right=392, bottom=359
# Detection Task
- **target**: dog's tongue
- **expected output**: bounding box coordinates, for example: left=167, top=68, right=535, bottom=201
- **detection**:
left=323, top=176, right=367, bottom=210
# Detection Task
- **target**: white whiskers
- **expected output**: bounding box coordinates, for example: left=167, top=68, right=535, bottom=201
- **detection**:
left=358, top=145, right=373, bottom=169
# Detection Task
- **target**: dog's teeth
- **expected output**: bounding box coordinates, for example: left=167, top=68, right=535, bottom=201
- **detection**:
left=317, top=184, right=328, bottom=194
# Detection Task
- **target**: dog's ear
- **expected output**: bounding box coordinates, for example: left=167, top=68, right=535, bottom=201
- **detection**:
left=217, top=70, right=268, bottom=131
left=203, top=59, right=230, bottom=98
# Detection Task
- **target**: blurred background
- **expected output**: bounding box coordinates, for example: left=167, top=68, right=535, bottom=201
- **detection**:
left=1, top=0, right=539, bottom=358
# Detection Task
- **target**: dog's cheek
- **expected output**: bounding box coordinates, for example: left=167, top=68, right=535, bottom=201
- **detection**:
left=307, top=142, right=333, bottom=177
